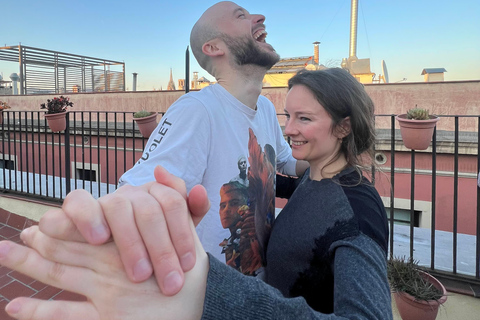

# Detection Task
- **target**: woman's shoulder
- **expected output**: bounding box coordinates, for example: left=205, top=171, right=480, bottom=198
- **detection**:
left=338, top=170, right=389, bottom=255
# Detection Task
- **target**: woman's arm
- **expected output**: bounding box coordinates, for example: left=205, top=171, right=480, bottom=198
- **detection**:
left=201, top=235, right=392, bottom=320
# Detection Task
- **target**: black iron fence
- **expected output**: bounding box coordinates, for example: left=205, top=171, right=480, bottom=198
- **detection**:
left=0, top=110, right=479, bottom=293
left=0, top=111, right=158, bottom=201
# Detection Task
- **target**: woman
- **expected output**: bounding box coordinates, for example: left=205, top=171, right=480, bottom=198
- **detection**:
left=201, top=68, right=392, bottom=318
left=1, top=69, right=392, bottom=320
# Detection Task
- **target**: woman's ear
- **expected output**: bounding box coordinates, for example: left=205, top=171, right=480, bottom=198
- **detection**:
left=202, top=39, right=225, bottom=57
left=335, top=117, right=351, bottom=139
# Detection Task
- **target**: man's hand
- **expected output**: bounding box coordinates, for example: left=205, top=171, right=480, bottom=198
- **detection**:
left=38, top=165, right=210, bottom=296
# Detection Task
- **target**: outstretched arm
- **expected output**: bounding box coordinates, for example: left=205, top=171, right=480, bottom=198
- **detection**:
left=38, top=165, right=210, bottom=296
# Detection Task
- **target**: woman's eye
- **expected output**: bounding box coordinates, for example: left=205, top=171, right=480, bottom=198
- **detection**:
left=300, top=117, right=310, bottom=121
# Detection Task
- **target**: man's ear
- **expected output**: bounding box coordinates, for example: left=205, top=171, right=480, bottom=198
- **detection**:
left=335, top=117, right=351, bottom=139
left=202, top=39, right=225, bottom=57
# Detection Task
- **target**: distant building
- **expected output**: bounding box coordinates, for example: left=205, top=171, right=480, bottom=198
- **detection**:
left=0, top=75, right=13, bottom=95
left=421, top=68, right=447, bottom=82
left=177, top=71, right=214, bottom=91
left=178, top=79, right=185, bottom=91
left=341, top=56, right=375, bottom=84
left=263, top=42, right=326, bottom=87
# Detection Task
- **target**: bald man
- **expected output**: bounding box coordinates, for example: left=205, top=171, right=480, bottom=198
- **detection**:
left=47, top=2, right=308, bottom=291
left=118, top=1, right=307, bottom=270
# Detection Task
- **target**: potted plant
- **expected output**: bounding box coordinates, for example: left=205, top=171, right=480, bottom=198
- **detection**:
left=396, top=106, right=440, bottom=150
left=388, top=256, right=447, bottom=320
left=0, top=100, right=11, bottom=125
left=133, top=110, right=158, bottom=138
left=40, top=96, right=74, bottom=132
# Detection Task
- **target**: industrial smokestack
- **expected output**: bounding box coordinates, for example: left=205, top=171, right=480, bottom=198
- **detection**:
left=349, top=0, right=358, bottom=59
left=132, top=73, right=138, bottom=91
left=313, top=41, right=320, bottom=64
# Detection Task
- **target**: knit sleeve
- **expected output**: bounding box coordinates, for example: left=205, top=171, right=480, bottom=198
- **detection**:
left=330, top=235, right=393, bottom=320
left=201, top=246, right=392, bottom=320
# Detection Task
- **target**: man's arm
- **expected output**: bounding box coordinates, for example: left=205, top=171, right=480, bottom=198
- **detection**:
left=295, top=160, right=309, bottom=176
left=119, top=97, right=210, bottom=189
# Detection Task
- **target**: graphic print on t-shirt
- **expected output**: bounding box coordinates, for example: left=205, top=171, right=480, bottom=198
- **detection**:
left=218, top=128, right=276, bottom=276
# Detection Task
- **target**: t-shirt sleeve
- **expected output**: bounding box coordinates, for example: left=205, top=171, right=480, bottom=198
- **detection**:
left=118, top=97, right=210, bottom=191
left=202, top=242, right=393, bottom=320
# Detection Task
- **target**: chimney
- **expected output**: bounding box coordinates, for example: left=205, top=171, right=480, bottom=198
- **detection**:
left=192, top=71, right=199, bottom=89
left=313, top=41, right=320, bottom=64
left=132, top=73, right=138, bottom=91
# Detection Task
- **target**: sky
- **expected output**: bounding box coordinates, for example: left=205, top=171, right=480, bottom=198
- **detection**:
left=1, top=0, right=479, bottom=91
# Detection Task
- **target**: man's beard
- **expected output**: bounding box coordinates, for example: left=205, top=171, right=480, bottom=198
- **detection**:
left=220, top=34, right=280, bottom=69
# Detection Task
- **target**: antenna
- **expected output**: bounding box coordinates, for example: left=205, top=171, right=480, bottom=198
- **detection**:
left=381, top=60, right=389, bottom=83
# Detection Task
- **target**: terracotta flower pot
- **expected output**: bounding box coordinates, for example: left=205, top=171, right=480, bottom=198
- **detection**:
left=44, top=112, right=68, bottom=132
left=394, top=271, right=447, bottom=320
left=396, top=114, right=439, bottom=150
left=133, top=112, right=158, bottom=138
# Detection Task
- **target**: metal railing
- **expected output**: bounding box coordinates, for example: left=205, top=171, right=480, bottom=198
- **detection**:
left=1, top=110, right=479, bottom=292
left=0, top=111, right=159, bottom=201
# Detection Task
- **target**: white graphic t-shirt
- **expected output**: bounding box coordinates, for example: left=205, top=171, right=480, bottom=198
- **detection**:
left=119, top=84, right=297, bottom=275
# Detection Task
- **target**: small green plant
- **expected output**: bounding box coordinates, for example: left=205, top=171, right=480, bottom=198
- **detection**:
left=133, top=110, right=152, bottom=118
left=406, top=106, right=430, bottom=120
left=41, top=96, right=73, bottom=114
left=387, top=256, right=443, bottom=302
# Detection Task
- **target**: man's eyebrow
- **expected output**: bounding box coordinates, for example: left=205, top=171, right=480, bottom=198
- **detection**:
left=233, top=7, right=246, bottom=15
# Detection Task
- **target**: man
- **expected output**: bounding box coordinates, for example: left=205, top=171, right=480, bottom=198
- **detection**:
left=38, top=1, right=307, bottom=296
left=118, top=0, right=305, bottom=265
left=230, top=156, right=249, bottom=186
left=218, top=181, right=261, bottom=274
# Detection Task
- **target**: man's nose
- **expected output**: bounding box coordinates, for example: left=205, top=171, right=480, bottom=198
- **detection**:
left=251, top=14, right=265, bottom=24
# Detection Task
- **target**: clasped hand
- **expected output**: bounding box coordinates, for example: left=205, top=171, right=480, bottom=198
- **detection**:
left=0, top=165, right=210, bottom=320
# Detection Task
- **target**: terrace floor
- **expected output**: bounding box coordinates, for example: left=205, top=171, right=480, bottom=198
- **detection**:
left=1, top=209, right=479, bottom=319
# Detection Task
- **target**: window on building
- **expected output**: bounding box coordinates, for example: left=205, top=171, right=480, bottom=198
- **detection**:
left=0, top=159, right=15, bottom=170
left=75, top=168, right=97, bottom=182
left=386, top=208, right=420, bottom=227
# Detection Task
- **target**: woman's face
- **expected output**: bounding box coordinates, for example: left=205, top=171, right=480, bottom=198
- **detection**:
left=284, top=85, right=341, bottom=169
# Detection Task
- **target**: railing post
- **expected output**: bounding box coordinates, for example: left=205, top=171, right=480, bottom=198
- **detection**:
left=389, top=115, right=396, bottom=259
left=410, top=149, right=415, bottom=258
left=65, top=113, right=71, bottom=195
left=185, top=46, right=190, bottom=93
left=476, top=116, right=480, bottom=279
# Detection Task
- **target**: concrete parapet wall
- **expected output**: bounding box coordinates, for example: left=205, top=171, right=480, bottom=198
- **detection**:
left=1, top=80, right=479, bottom=131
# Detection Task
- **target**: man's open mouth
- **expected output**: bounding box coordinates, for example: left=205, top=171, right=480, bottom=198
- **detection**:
left=253, top=29, right=267, bottom=42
